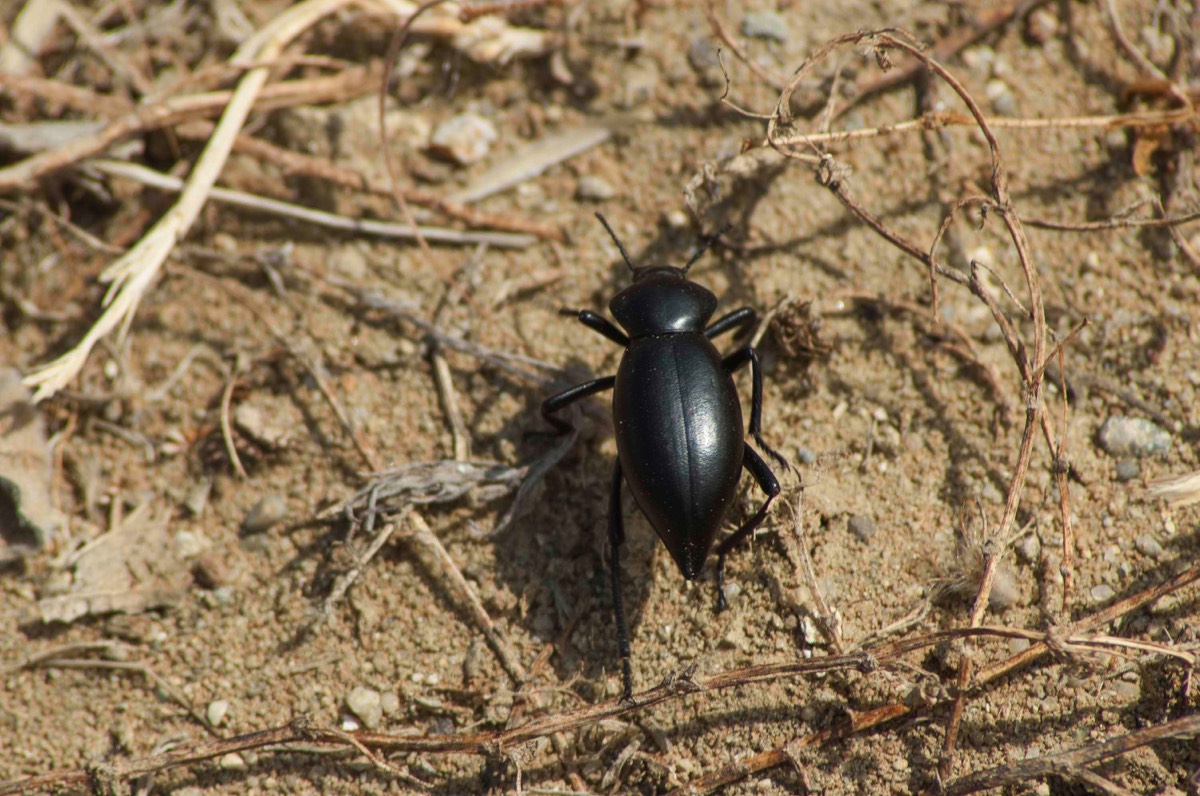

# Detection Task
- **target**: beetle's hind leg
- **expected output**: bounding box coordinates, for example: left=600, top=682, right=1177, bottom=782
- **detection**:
left=540, top=376, right=615, bottom=434
left=714, top=443, right=781, bottom=611
left=608, top=461, right=635, bottom=701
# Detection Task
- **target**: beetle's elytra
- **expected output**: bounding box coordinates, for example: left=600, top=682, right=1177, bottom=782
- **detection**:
left=543, top=213, right=782, bottom=699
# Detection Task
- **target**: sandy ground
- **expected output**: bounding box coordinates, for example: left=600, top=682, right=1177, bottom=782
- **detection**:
left=2, top=1, right=1199, bottom=794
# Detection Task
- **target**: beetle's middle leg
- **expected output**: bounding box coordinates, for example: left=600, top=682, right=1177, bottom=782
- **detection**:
left=714, top=444, right=781, bottom=611
left=722, top=347, right=787, bottom=466
left=608, top=460, right=635, bottom=701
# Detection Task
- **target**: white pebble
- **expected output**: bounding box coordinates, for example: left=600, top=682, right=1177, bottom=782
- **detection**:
left=206, top=699, right=230, bottom=728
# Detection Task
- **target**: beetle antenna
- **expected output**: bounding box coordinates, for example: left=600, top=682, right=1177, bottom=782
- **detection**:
left=595, top=213, right=637, bottom=273
left=681, top=223, right=733, bottom=274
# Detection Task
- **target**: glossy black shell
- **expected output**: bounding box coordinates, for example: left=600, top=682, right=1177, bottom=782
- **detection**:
left=609, top=268, right=745, bottom=579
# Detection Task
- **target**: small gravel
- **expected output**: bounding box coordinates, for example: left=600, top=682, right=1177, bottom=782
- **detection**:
left=241, top=494, right=286, bottom=534
left=575, top=175, right=616, bottom=201
left=1016, top=535, right=1040, bottom=564
left=1097, top=416, right=1171, bottom=458
left=1115, top=459, right=1141, bottom=482
left=206, top=699, right=229, bottom=728
left=1134, top=534, right=1163, bottom=558
left=1090, top=584, right=1116, bottom=603
left=741, top=11, right=790, bottom=42
left=847, top=515, right=877, bottom=542
left=345, top=686, right=383, bottom=730
left=428, top=113, right=498, bottom=165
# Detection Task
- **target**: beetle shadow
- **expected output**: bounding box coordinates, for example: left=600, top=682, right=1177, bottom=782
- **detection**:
left=486, top=350, right=670, bottom=696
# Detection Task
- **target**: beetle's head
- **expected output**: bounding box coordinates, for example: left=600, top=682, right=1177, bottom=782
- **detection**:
left=609, top=267, right=717, bottom=337
left=594, top=213, right=723, bottom=338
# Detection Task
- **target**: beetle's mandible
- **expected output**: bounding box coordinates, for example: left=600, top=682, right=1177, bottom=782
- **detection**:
left=542, top=213, right=782, bottom=700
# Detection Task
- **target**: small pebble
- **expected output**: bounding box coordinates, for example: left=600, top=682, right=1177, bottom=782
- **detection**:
left=1008, top=637, right=1031, bottom=655
left=741, top=11, right=789, bottom=43
left=1090, top=584, right=1116, bottom=603
left=428, top=113, right=498, bottom=165
left=184, top=479, right=212, bottom=517
left=1097, top=416, right=1171, bottom=458
left=218, top=753, right=246, bottom=770
left=618, top=61, right=659, bottom=108
left=799, top=615, right=820, bottom=646
left=241, top=494, right=286, bottom=534
left=985, top=79, right=1017, bottom=116
left=847, top=515, right=877, bottom=542
left=1113, top=680, right=1140, bottom=701
left=721, top=581, right=742, bottom=605
left=987, top=563, right=1019, bottom=610
left=1025, top=8, right=1058, bottom=44
left=1115, top=459, right=1140, bottom=482
left=663, top=209, right=690, bottom=230
left=174, top=530, right=206, bottom=559
left=206, top=699, right=230, bottom=728
left=1134, top=534, right=1163, bottom=558
left=234, top=403, right=295, bottom=449
left=688, top=36, right=721, bottom=80
left=1016, top=535, right=1040, bottom=564
left=345, top=686, right=383, bottom=730
left=380, top=691, right=401, bottom=716
left=575, top=175, right=616, bottom=201
left=191, top=553, right=229, bottom=590
left=795, top=446, right=817, bottom=465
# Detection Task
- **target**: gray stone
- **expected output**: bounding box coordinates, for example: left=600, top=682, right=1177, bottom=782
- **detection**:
left=847, top=515, right=877, bottom=542
left=985, top=79, right=1017, bottom=116
left=241, top=494, right=286, bottom=534
left=1090, top=584, right=1116, bottom=603
left=741, top=11, right=789, bottom=43
left=688, top=36, right=720, bottom=72
left=1115, top=459, right=1141, bottom=482
left=1134, top=534, right=1163, bottom=558
left=1016, top=535, right=1040, bottom=564
left=1097, top=416, right=1171, bottom=458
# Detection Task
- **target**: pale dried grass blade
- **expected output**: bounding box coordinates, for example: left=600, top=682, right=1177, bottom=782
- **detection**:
left=21, top=0, right=357, bottom=403
left=1147, top=470, right=1200, bottom=508
left=449, top=124, right=612, bottom=204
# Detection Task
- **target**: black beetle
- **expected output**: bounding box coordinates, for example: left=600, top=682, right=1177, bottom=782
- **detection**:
left=542, top=213, right=782, bottom=699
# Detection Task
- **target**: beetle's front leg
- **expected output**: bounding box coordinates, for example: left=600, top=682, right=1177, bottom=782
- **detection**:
left=560, top=309, right=629, bottom=347
left=705, top=306, right=756, bottom=341
left=541, top=376, right=615, bottom=434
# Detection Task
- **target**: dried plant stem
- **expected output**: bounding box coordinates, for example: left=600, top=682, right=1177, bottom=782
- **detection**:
left=90, top=159, right=537, bottom=249
left=218, top=357, right=249, bottom=480
left=7, top=608, right=1196, bottom=795
left=171, top=121, right=564, bottom=240
left=942, top=712, right=1200, bottom=795
left=0, top=65, right=378, bottom=192
left=669, top=560, right=1200, bottom=795
left=407, top=512, right=527, bottom=685
left=766, top=27, right=1051, bottom=786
